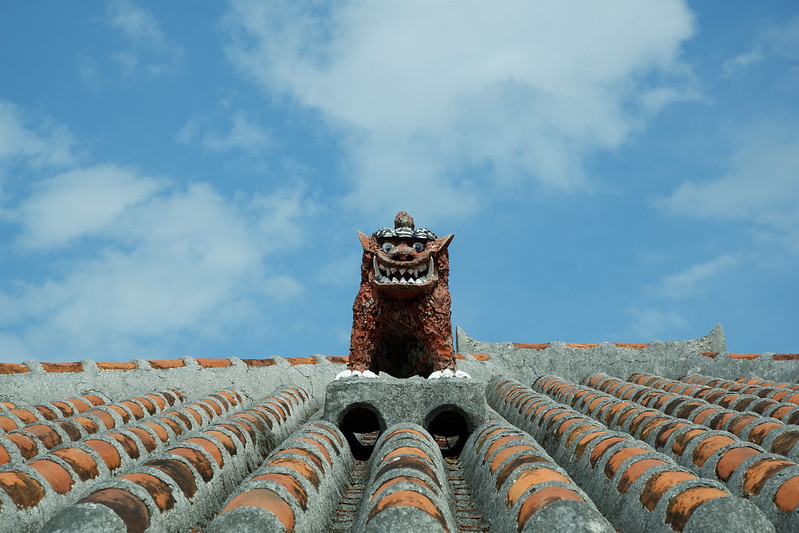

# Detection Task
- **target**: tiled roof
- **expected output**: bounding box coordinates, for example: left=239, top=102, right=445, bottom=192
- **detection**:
left=0, top=326, right=797, bottom=531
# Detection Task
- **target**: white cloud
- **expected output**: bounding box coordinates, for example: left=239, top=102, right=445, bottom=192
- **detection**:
left=659, top=137, right=799, bottom=254
left=101, top=0, right=183, bottom=79
left=769, top=14, right=799, bottom=60
left=721, top=14, right=799, bottom=78
left=14, top=165, right=163, bottom=250
left=177, top=111, right=273, bottom=153
left=109, top=0, right=171, bottom=47
left=722, top=47, right=765, bottom=78
left=0, top=99, right=74, bottom=171
left=0, top=180, right=311, bottom=359
left=0, top=99, right=313, bottom=360
left=0, top=334, right=33, bottom=363
left=77, top=54, right=103, bottom=89
left=626, top=307, right=688, bottom=340
left=650, top=254, right=739, bottom=299
left=224, top=0, right=695, bottom=218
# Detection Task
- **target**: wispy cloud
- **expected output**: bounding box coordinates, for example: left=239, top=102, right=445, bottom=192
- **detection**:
left=658, top=136, right=799, bottom=255
left=81, top=0, right=183, bottom=84
left=722, top=46, right=765, bottom=78
left=1, top=179, right=311, bottom=361
left=769, top=13, right=799, bottom=61
left=721, top=14, right=799, bottom=78
left=0, top=99, right=74, bottom=173
left=14, top=165, right=163, bottom=250
left=0, top=100, right=313, bottom=361
left=224, top=0, right=696, bottom=220
left=649, top=255, right=739, bottom=299
left=108, top=0, right=172, bottom=47
left=626, top=307, right=688, bottom=340
left=177, top=111, right=273, bottom=154
left=109, top=0, right=182, bottom=78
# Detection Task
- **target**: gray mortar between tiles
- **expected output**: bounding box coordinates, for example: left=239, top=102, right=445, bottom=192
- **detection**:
left=553, top=383, right=789, bottom=533
left=3, top=325, right=790, bottom=407
left=684, top=495, right=775, bottom=533
left=754, top=465, right=799, bottom=531
left=209, top=420, right=353, bottom=532
left=205, top=506, right=290, bottom=533
left=3, top=392, right=247, bottom=531
left=368, top=424, right=452, bottom=479
left=0, top=354, right=495, bottom=408
left=353, top=423, right=457, bottom=533
left=44, top=503, right=128, bottom=533
left=322, top=376, right=488, bottom=434
left=39, top=389, right=315, bottom=533
left=520, top=499, right=615, bottom=533
left=359, top=506, right=451, bottom=533
left=456, top=325, right=799, bottom=385
left=1, top=327, right=797, bottom=532
left=760, top=425, right=799, bottom=455
left=1, top=406, right=198, bottom=533
left=369, top=432, right=455, bottom=504
left=459, top=419, right=613, bottom=533
left=485, top=379, right=777, bottom=532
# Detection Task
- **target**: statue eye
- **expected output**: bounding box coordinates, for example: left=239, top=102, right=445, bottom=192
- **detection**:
left=382, top=242, right=394, bottom=252
left=414, top=242, right=424, bottom=252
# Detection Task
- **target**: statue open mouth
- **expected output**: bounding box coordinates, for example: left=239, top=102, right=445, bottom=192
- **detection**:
left=348, top=210, right=458, bottom=378
left=372, top=255, right=436, bottom=286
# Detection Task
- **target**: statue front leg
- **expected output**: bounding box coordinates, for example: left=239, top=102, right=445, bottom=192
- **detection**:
left=347, top=290, right=379, bottom=374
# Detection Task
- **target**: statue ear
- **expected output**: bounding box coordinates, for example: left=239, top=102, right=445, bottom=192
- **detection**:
left=358, top=231, right=376, bottom=252
left=435, top=234, right=454, bottom=251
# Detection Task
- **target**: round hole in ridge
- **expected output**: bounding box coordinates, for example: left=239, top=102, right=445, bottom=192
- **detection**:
left=427, top=409, right=469, bottom=456
left=339, top=405, right=382, bottom=460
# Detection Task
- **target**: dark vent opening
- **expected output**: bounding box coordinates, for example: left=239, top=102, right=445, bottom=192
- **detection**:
left=339, top=404, right=382, bottom=460
left=427, top=408, right=469, bottom=457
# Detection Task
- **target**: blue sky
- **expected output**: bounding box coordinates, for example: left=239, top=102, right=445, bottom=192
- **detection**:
left=0, top=1, right=797, bottom=362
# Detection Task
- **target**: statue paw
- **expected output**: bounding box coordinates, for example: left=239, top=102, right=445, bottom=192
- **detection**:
left=335, top=369, right=379, bottom=380
left=428, top=368, right=470, bottom=379
left=334, top=369, right=355, bottom=380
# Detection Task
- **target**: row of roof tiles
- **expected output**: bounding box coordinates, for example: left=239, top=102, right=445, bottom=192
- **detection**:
left=586, top=374, right=799, bottom=460
left=489, top=378, right=773, bottom=532
left=0, top=357, right=344, bottom=375
left=2, top=366, right=799, bottom=531
left=0, top=390, right=185, bottom=455
left=210, top=419, right=350, bottom=532
left=0, top=354, right=492, bottom=376
left=2, top=386, right=313, bottom=531
left=2, top=342, right=796, bottom=377
left=59, top=388, right=315, bottom=532
left=462, top=418, right=612, bottom=532
left=510, top=343, right=799, bottom=361
left=534, top=375, right=799, bottom=530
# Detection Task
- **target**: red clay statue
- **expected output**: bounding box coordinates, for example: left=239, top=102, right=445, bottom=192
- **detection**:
left=345, top=211, right=462, bottom=378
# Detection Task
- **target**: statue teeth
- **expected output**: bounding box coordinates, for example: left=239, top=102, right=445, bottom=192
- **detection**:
left=372, top=255, right=435, bottom=285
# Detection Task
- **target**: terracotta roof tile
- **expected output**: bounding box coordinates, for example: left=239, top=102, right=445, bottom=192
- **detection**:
left=0, top=331, right=795, bottom=530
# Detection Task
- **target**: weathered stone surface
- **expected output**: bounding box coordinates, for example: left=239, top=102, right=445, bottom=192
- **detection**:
left=521, top=499, right=616, bottom=533
left=323, top=375, right=487, bottom=436
left=683, top=495, right=775, bottom=533
left=348, top=212, right=457, bottom=377
left=43, top=502, right=129, bottom=533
